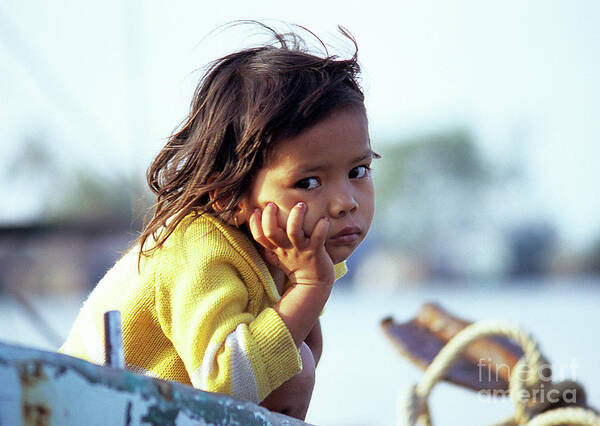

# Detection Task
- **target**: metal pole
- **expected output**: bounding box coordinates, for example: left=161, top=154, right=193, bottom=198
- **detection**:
left=103, top=310, right=125, bottom=369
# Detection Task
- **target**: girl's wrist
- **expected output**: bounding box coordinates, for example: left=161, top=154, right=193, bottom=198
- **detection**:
left=288, top=267, right=335, bottom=288
left=289, top=280, right=334, bottom=288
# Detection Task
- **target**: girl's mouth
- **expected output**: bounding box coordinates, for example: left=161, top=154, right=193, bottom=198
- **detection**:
left=329, top=226, right=362, bottom=243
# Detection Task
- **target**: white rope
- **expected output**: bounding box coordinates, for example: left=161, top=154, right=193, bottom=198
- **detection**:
left=526, top=407, right=600, bottom=426
left=413, top=320, right=545, bottom=403
left=399, top=320, right=600, bottom=426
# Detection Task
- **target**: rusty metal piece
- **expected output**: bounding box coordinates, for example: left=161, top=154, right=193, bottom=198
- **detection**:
left=381, top=302, right=524, bottom=391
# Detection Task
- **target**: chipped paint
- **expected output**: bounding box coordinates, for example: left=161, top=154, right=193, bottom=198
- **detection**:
left=0, top=342, right=310, bottom=426
left=19, top=360, right=52, bottom=426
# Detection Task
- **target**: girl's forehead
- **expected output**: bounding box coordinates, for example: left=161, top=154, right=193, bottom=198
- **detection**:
left=267, top=109, right=370, bottom=166
left=268, top=139, right=373, bottom=176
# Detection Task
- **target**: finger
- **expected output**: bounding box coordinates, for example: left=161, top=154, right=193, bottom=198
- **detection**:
left=262, top=248, right=281, bottom=267
left=248, top=208, right=277, bottom=250
left=309, top=216, right=330, bottom=249
left=262, top=203, right=288, bottom=247
left=287, top=202, right=307, bottom=246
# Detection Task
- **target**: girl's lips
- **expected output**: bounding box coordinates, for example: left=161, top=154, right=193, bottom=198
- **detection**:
left=329, top=226, right=361, bottom=243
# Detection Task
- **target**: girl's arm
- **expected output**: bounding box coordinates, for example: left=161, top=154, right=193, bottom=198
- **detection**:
left=249, top=202, right=335, bottom=348
left=154, top=215, right=304, bottom=404
left=272, top=283, right=330, bottom=348
left=304, top=319, right=323, bottom=367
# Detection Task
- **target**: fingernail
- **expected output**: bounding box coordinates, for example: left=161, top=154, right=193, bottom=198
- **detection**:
left=254, top=208, right=260, bottom=215
left=296, top=202, right=305, bottom=208
left=267, top=202, right=276, bottom=208
left=322, top=216, right=329, bottom=222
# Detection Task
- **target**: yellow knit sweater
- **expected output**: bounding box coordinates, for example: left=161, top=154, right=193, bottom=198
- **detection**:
left=59, top=213, right=346, bottom=403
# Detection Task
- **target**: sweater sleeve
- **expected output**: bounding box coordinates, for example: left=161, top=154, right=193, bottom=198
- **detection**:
left=154, top=246, right=301, bottom=403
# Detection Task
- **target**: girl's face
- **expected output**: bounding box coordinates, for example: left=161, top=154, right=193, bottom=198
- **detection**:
left=239, top=108, right=375, bottom=265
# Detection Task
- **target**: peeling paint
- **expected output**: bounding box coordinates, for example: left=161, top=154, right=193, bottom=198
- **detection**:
left=140, top=406, right=180, bottom=425
left=19, top=360, right=52, bottom=426
left=53, top=365, right=67, bottom=379
left=157, top=380, right=174, bottom=402
left=19, top=361, right=46, bottom=387
left=22, top=402, right=51, bottom=426
left=125, top=401, right=132, bottom=426
left=0, top=342, right=311, bottom=426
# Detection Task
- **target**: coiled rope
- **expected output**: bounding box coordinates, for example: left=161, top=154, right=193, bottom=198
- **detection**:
left=398, top=320, right=600, bottom=426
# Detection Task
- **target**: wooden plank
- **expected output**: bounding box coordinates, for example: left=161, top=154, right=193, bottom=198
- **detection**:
left=381, top=302, right=524, bottom=392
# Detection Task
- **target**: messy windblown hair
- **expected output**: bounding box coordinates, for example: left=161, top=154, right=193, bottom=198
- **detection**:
left=138, top=22, right=365, bottom=259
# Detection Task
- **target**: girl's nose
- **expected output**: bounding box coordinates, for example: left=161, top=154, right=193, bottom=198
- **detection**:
left=329, top=190, right=358, bottom=218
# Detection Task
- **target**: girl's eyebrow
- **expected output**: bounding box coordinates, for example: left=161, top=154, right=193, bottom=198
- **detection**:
left=351, top=149, right=377, bottom=164
left=296, top=149, right=377, bottom=174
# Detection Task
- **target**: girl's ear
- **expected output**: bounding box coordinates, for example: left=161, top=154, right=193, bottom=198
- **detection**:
left=208, top=189, right=227, bottom=213
left=207, top=173, right=252, bottom=228
left=209, top=189, right=250, bottom=228
left=234, top=196, right=253, bottom=228
left=207, top=173, right=233, bottom=218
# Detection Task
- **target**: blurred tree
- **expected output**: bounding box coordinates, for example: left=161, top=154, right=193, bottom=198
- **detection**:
left=8, top=134, right=55, bottom=177
left=2, top=134, right=154, bottom=294
left=374, top=128, right=490, bottom=249
left=368, top=127, right=566, bottom=281
left=46, top=169, right=151, bottom=227
left=7, top=133, right=153, bottom=227
left=370, top=128, right=498, bottom=280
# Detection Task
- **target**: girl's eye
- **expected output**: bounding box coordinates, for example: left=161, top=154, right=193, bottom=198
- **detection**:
left=295, top=177, right=320, bottom=190
left=349, top=165, right=370, bottom=179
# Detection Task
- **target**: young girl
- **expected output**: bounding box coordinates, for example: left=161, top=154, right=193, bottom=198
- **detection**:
left=60, top=24, right=376, bottom=420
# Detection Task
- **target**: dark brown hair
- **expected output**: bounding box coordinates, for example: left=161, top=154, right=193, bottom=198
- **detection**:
left=138, top=22, right=365, bottom=259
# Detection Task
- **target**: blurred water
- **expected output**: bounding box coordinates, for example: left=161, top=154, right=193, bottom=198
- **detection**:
left=1, top=279, right=599, bottom=426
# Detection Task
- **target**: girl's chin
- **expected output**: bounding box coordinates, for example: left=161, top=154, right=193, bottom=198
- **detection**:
left=326, top=246, right=354, bottom=265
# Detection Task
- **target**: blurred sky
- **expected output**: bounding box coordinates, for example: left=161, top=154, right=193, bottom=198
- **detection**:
left=1, top=0, right=599, bottom=249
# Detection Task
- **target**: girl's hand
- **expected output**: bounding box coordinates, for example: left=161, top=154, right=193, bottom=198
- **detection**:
left=248, top=202, right=335, bottom=288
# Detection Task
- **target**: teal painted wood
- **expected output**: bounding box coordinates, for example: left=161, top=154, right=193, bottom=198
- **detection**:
left=0, top=341, right=310, bottom=426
